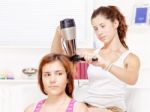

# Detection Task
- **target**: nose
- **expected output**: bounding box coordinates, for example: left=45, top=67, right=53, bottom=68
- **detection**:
left=50, top=74, right=57, bottom=83
left=95, top=29, right=102, bottom=36
left=98, top=29, right=103, bottom=35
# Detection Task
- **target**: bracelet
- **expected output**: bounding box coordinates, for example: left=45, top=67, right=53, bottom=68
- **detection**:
left=103, top=63, right=110, bottom=70
left=106, top=63, right=113, bottom=72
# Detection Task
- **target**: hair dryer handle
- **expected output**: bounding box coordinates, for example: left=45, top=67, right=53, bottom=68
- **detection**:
left=70, top=55, right=98, bottom=62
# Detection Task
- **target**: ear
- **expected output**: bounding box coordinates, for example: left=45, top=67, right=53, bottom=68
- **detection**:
left=113, top=19, right=119, bottom=29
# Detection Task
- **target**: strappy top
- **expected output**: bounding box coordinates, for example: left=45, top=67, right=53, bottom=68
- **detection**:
left=33, top=99, right=76, bottom=112
left=83, top=50, right=131, bottom=111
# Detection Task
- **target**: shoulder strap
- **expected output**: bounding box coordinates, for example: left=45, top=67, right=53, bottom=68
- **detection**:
left=120, top=50, right=131, bottom=61
left=66, top=99, right=76, bottom=112
left=93, top=49, right=100, bottom=55
left=33, top=99, right=45, bottom=112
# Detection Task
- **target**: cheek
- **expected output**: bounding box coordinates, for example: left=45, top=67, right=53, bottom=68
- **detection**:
left=42, top=79, right=49, bottom=93
left=42, top=78, right=49, bottom=86
left=105, top=27, right=114, bottom=36
left=59, top=77, right=68, bottom=86
left=95, top=32, right=99, bottom=36
left=94, top=32, right=101, bottom=40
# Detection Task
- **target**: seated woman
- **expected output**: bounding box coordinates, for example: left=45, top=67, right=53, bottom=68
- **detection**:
left=24, top=53, right=88, bottom=112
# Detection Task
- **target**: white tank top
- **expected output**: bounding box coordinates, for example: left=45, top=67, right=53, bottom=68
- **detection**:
left=83, top=50, right=130, bottom=111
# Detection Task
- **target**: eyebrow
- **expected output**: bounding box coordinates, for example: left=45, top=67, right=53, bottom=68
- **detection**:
left=55, top=70, right=65, bottom=73
left=93, top=23, right=104, bottom=27
left=99, top=23, right=104, bottom=26
left=43, top=70, right=65, bottom=74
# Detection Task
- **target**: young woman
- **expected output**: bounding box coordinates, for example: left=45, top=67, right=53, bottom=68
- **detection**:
left=24, top=53, right=88, bottom=112
left=51, top=6, right=140, bottom=112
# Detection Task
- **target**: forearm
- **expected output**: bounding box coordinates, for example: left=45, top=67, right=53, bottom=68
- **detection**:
left=50, top=29, right=64, bottom=53
left=109, top=64, right=138, bottom=85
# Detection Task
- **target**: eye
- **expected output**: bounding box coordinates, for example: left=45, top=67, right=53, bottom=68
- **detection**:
left=100, top=24, right=105, bottom=28
left=101, top=25, right=105, bottom=28
left=56, top=72, right=63, bottom=76
left=43, top=73, right=51, bottom=77
left=93, top=27, right=98, bottom=31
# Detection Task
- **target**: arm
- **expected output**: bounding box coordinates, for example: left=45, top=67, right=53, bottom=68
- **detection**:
left=50, top=26, right=65, bottom=54
left=76, top=48, right=96, bottom=61
left=84, top=52, right=140, bottom=85
left=109, top=53, right=140, bottom=85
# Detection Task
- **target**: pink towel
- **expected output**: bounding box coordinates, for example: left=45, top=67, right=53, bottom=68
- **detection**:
left=75, top=63, right=88, bottom=79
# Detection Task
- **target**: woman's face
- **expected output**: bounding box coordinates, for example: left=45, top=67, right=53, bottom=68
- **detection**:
left=91, top=14, right=118, bottom=44
left=42, top=61, right=68, bottom=96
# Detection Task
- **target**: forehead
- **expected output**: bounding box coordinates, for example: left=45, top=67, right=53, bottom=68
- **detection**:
left=91, top=14, right=109, bottom=26
left=42, top=61, right=65, bottom=72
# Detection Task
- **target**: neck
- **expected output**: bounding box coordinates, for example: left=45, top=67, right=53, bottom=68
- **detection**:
left=43, top=93, right=70, bottom=112
left=103, top=34, right=126, bottom=52
left=46, top=93, right=69, bottom=105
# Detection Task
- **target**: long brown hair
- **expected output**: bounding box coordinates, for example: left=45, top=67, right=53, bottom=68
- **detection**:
left=91, top=5, right=128, bottom=49
left=38, top=53, right=74, bottom=97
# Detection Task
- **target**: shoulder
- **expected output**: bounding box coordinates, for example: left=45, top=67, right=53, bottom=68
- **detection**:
left=24, top=104, right=34, bottom=112
left=124, top=52, right=140, bottom=68
left=125, top=52, right=140, bottom=64
left=74, top=102, right=88, bottom=112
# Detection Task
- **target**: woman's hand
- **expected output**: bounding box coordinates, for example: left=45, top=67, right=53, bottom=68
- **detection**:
left=91, top=54, right=110, bottom=69
left=80, top=50, right=110, bottom=69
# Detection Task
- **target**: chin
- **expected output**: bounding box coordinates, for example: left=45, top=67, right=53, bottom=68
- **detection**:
left=48, top=90, right=64, bottom=96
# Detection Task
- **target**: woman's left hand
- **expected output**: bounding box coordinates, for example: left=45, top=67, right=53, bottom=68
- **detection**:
left=91, top=54, right=110, bottom=69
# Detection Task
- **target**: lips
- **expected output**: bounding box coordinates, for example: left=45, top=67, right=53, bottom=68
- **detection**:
left=99, top=36, right=105, bottom=41
left=51, top=86, right=57, bottom=87
left=49, top=85, right=59, bottom=88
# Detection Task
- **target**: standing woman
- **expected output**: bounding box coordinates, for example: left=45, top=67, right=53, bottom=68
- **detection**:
left=51, top=6, right=140, bottom=112
left=24, top=53, right=88, bottom=112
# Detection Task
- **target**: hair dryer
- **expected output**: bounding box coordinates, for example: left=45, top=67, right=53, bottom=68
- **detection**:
left=60, top=18, right=97, bottom=62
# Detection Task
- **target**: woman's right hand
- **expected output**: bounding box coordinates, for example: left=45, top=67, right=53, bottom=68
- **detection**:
left=79, top=50, right=110, bottom=69
left=78, top=49, right=98, bottom=63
